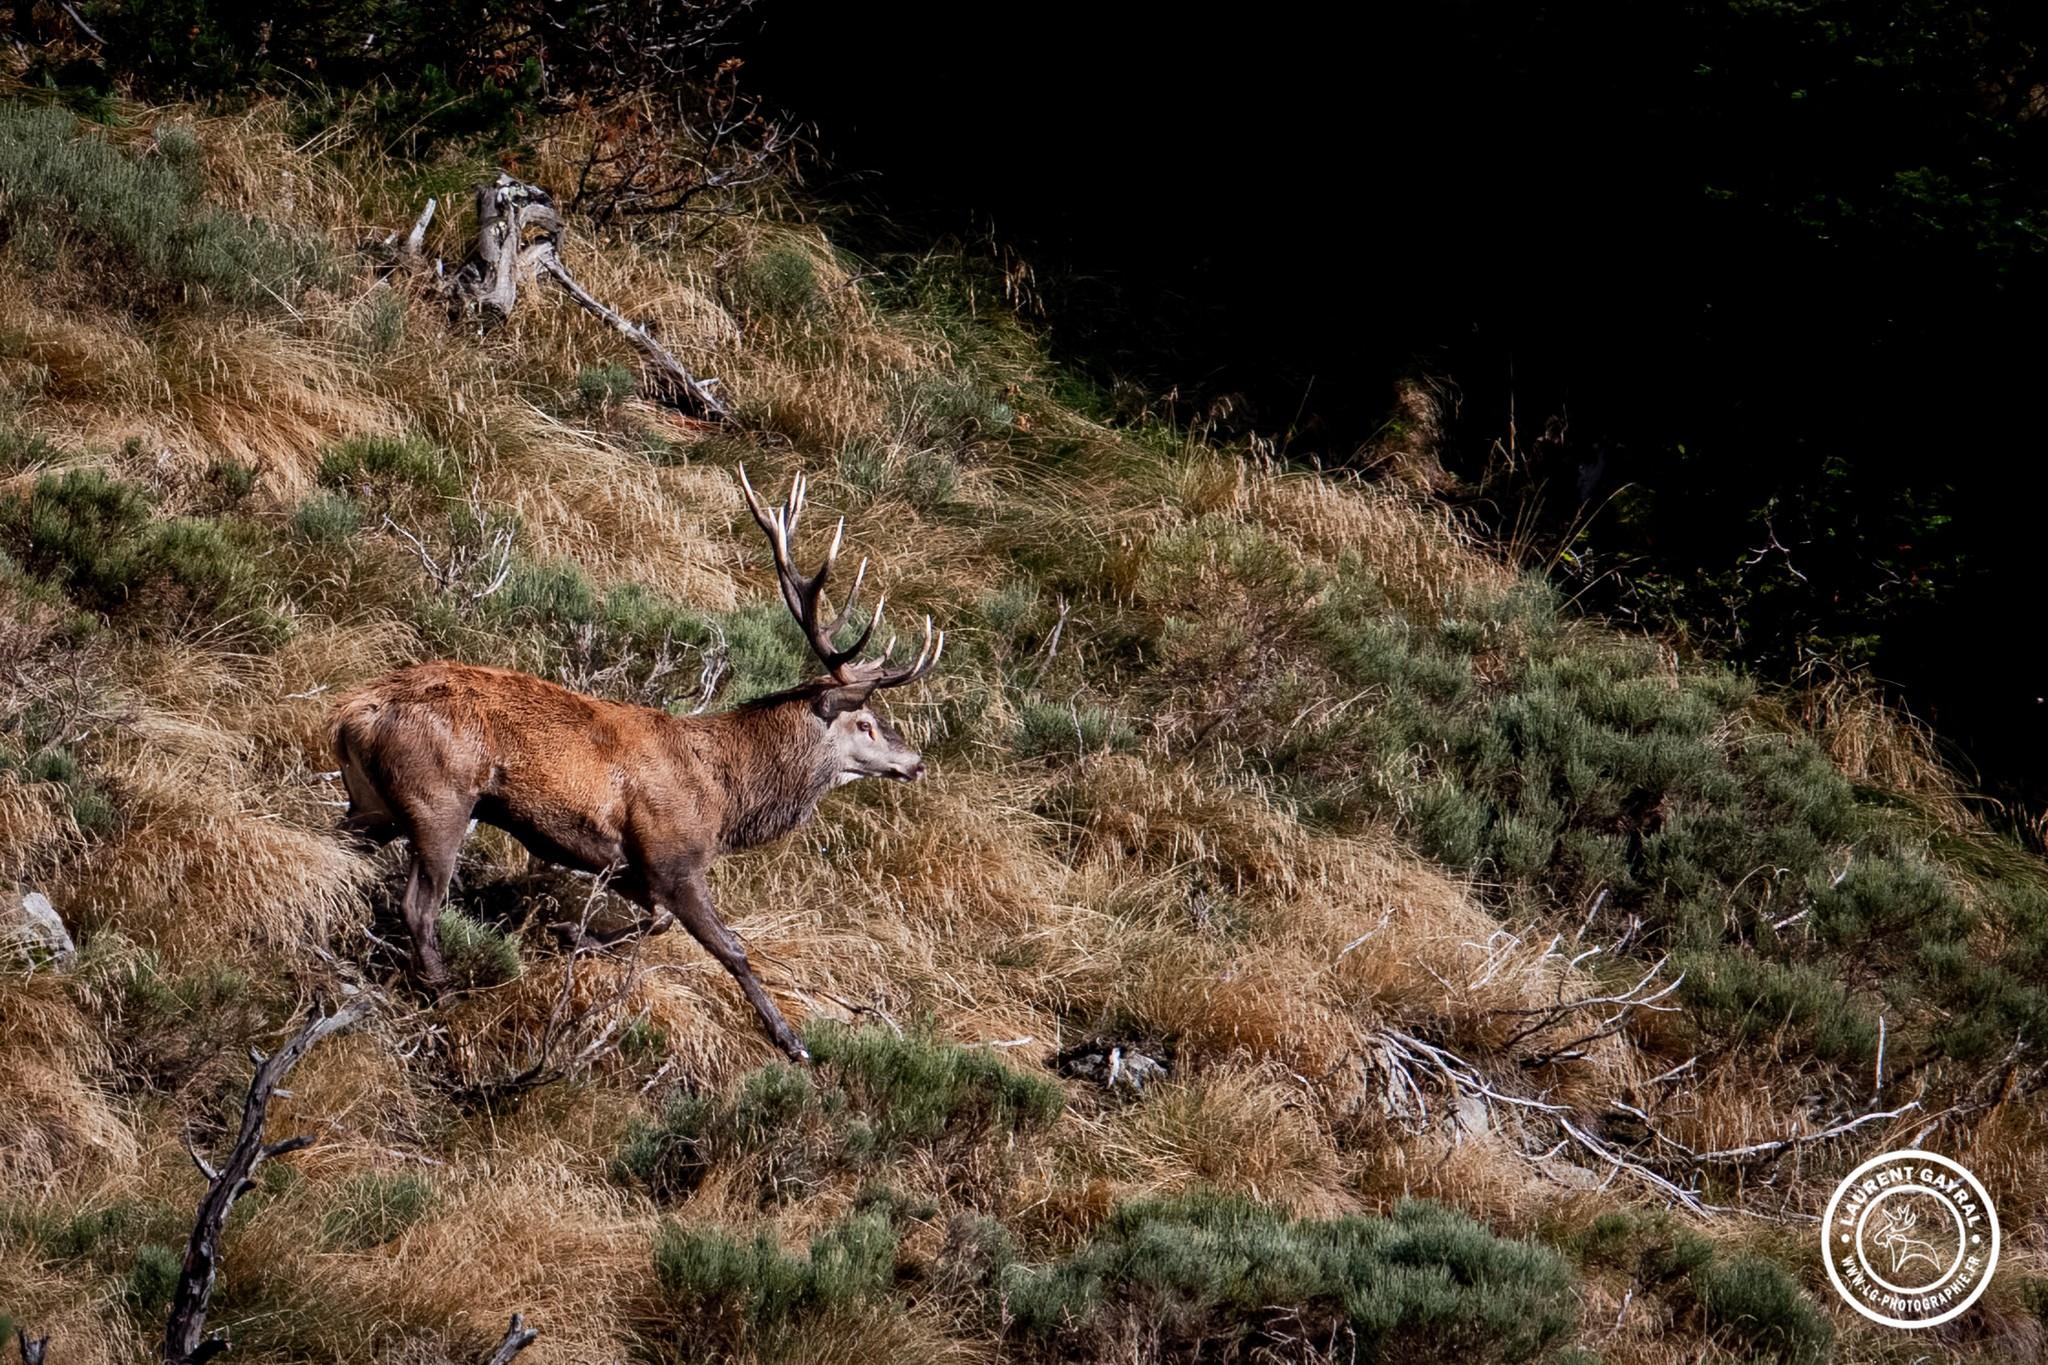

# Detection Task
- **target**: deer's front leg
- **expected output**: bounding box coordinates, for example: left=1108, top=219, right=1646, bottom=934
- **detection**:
left=669, top=870, right=809, bottom=1063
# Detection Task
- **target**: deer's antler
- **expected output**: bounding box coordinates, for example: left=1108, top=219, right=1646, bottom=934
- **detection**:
left=738, top=466, right=943, bottom=691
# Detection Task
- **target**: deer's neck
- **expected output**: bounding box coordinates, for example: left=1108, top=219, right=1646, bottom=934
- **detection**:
left=707, top=699, right=837, bottom=852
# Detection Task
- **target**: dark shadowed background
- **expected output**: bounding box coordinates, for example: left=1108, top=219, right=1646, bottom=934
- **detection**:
left=738, top=1, right=2048, bottom=819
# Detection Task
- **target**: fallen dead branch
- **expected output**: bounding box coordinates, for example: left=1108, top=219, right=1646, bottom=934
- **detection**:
left=386, top=176, right=730, bottom=420
left=1360, top=1024, right=1925, bottom=1220
left=1609, top=1098, right=1922, bottom=1165
left=482, top=1314, right=538, bottom=1365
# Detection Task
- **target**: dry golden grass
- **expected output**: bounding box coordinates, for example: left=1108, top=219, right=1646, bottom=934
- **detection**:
left=1796, top=675, right=1979, bottom=831
left=0, top=976, right=135, bottom=1202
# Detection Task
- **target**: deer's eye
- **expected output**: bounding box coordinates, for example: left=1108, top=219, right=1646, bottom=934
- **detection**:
left=858, top=719, right=874, bottom=737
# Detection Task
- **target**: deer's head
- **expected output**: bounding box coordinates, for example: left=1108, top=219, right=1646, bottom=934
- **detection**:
left=740, top=467, right=943, bottom=785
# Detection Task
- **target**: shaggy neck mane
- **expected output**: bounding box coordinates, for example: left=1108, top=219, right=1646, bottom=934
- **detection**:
left=704, top=684, right=840, bottom=851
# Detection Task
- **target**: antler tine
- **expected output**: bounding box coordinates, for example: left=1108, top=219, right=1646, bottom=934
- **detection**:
left=863, top=615, right=943, bottom=691
left=824, top=557, right=868, bottom=635
left=738, top=465, right=885, bottom=682
left=739, top=465, right=946, bottom=691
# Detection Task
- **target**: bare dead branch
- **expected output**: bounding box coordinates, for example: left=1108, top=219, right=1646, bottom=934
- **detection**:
left=388, top=173, right=730, bottom=420
left=482, top=1314, right=538, bottom=1365
left=380, top=489, right=514, bottom=607
left=164, top=998, right=372, bottom=1365
left=536, top=250, right=730, bottom=419
left=1688, top=1102, right=1923, bottom=1164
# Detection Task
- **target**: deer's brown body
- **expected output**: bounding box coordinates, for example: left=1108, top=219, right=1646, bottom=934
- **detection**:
left=330, top=470, right=940, bottom=1061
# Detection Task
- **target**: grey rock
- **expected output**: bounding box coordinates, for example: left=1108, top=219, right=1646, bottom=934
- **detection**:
left=1056, top=1040, right=1170, bottom=1094
left=3, top=888, right=75, bottom=966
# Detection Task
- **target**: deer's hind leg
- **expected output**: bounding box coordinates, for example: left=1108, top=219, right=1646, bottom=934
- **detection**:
left=336, top=751, right=403, bottom=848
left=395, top=794, right=476, bottom=990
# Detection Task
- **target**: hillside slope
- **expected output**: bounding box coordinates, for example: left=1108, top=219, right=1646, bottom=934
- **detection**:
left=3, top=87, right=2047, bottom=1364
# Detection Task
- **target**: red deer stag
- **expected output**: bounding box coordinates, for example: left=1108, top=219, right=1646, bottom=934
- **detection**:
left=328, top=469, right=942, bottom=1061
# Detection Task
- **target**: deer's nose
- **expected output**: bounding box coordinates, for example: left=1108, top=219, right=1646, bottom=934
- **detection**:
left=910, top=760, right=927, bottom=781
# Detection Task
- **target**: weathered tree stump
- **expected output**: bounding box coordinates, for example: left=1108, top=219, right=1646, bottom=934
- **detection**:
left=388, top=174, right=730, bottom=421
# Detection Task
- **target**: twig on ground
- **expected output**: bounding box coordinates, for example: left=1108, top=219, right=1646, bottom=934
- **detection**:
left=482, top=1313, right=538, bottom=1365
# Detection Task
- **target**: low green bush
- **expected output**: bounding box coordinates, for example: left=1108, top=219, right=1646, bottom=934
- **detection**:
left=653, top=1209, right=898, bottom=1344
left=1281, top=567, right=2048, bottom=1071
left=319, top=433, right=462, bottom=497
left=736, top=244, right=823, bottom=319
left=321, top=1171, right=435, bottom=1250
left=1575, top=1213, right=1828, bottom=1365
left=433, top=908, right=522, bottom=989
left=1001, top=1194, right=1579, bottom=1363
left=0, top=104, right=330, bottom=307
left=124, top=1242, right=182, bottom=1320
left=292, top=489, right=362, bottom=543
left=576, top=362, right=636, bottom=407
left=614, top=1091, right=722, bottom=1200
left=0, top=468, right=258, bottom=619
left=805, top=1019, right=1064, bottom=1144
left=615, top=1026, right=1060, bottom=1206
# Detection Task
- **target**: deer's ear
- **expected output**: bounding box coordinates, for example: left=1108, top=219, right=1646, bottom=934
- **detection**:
left=812, top=685, right=874, bottom=721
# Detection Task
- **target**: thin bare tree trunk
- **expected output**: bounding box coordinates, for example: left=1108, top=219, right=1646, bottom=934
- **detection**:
left=163, top=1000, right=370, bottom=1364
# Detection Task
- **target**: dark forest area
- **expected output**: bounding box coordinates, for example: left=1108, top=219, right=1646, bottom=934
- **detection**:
left=739, top=1, right=2048, bottom=823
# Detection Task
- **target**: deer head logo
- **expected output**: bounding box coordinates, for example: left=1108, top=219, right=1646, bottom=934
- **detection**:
left=1870, top=1202, right=1946, bottom=1279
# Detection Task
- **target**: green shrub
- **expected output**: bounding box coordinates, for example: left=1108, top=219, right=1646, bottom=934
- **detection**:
left=209, top=459, right=257, bottom=500
left=614, top=1092, right=720, bottom=1200
left=714, top=603, right=814, bottom=704
left=576, top=362, right=636, bottom=406
left=1691, top=1251, right=1831, bottom=1365
left=292, top=489, right=362, bottom=543
left=0, top=104, right=329, bottom=307
left=732, top=1063, right=818, bottom=1142
left=3, top=467, right=152, bottom=600
left=616, top=1027, right=1058, bottom=1205
left=319, top=434, right=462, bottom=497
left=1014, top=698, right=1137, bottom=758
left=434, top=908, right=521, bottom=988
left=737, top=244, right=822, bottom=318
left=1575, top=1214, right=1828, bottom=1365
left=895, top=373, right=1015, bottom=454
left=1284, top=566, right=2048, bottom=1072
left=1001, top=1195, right=1578, bottom=1363
left=0, top=468, right=256, bottom=617
left=321, top=1172, right=435, bottom=1250
left=1, top=1199, right=187, bottom=1271
left=804, top=1020, right=1064, bottom=1145
left=124, top=1241, right=182, bottom=1319
left=653, top=1209, right=898, bottom=1341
